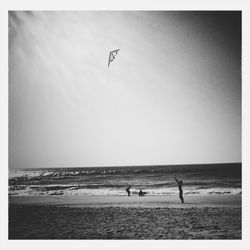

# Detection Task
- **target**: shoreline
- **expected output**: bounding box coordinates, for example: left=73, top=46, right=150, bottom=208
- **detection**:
left=9, top=194, right=241, bottom=208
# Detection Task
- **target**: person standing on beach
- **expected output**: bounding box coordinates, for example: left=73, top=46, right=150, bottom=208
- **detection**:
left=126, top=185, right=131, bottom=196
left=174, top=177, right=184, bottom=203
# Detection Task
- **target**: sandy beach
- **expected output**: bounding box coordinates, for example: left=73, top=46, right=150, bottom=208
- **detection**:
left=9, top=194, right=241, bottom=239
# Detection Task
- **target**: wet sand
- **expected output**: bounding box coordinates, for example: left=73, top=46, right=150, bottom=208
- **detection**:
left=9, top=195, right=241, bottom=239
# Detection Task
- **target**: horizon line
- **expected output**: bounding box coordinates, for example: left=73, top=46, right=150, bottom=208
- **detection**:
left=9, top=162, right=242, bottom=170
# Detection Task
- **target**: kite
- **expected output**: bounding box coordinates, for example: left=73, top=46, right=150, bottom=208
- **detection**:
left=108, top=49, right=120, bottom=67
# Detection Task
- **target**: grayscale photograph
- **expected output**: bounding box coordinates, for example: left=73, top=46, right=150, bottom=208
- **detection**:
left=9, top=11, right=241, bottom=239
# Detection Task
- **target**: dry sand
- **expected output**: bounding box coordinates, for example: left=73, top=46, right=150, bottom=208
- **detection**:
left=9, top=195, right=241, bottom=239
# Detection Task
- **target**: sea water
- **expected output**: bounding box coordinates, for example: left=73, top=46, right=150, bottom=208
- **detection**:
left=9, top=163, right=241, bottom=196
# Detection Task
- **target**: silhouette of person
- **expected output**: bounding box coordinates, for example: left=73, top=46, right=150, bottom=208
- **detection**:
left=126, top=185, right=131, bottom=196
left=138, top=189, right=143, bottom=197
left=174, top=177, right=184, bottom=203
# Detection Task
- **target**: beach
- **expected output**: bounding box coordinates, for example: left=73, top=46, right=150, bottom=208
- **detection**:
left=9, top=194, right=241, bottom=239
left=9, top=164, right=242, bottom=239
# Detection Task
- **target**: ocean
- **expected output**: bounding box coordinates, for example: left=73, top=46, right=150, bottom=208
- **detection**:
left=9, top=163, right=241, bottom=196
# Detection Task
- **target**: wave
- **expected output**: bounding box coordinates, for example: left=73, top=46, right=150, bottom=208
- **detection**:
left=9, top=163, right=241, bottom=180
left=9, top=165, right=241, bottom=196
left=8, top=184, right=242, bottom=196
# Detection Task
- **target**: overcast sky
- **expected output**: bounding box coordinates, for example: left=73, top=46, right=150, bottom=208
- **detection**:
left=9, top=11, right=241, bottom=169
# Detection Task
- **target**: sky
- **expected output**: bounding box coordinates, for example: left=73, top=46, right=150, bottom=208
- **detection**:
left=9, top=11, right=241, bottom=169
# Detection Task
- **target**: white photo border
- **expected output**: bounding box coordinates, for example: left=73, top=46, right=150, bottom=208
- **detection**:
left=1, top=0, right=249, bottom=249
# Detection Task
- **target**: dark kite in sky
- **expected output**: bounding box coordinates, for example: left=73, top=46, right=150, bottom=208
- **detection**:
left=108, top=49, right=120, bottom=67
